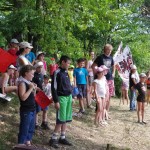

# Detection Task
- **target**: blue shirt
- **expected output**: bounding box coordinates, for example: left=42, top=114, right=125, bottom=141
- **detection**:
left=25, top=52, right=36, bottom=63
left=73, top=68, right=88, bottom=84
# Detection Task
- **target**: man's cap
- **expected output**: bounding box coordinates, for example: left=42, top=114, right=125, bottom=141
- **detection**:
left=11, top=39, right=19, bottom=44
left=8, top=64, right=17, bottom=70
left=131, top=65, right=137, bottom=70
left=44, top=74, right=49, bottom=79
left=19, top=42, right=33, bottom=49
left=34, top=61, right=43, bottom=68
left=140, top=73, right=146, bottom=78
left=36, top=51, right=45, bottom=57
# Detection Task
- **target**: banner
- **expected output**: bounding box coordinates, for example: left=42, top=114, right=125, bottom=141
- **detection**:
left=35, top=91, right=53, bottom=109
left=114, top=43, right=133, bottom=85
left=0, top=48, right=16, bottom=73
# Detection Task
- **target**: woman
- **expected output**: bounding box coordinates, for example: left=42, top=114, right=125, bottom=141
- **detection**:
left=0, top=65, right=17, bottom=95
left=17, top=42, right=33, bottom=71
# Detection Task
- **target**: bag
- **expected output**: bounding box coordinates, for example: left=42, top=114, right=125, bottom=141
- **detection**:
left=0, top=93, right=12, bottom=102
left=73, top=87, right=79, bottom=96
left=35, top=91, right=53, bottom=109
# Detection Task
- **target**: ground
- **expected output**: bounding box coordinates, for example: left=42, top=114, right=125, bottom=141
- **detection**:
left=0, top=95, right=150, bottom=150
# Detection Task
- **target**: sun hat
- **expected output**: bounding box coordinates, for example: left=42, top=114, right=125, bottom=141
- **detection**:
left=36, top=51, right=45, bottom=57
left=10, top=39, right=19, bottom=44
left=95, top=66, right=104, bottom=73
left=34, top=61, right=43, bottom=68
left=19, top=42, right=33, bottom=49
left=8, top=65, right=17, bottom=70
left=139, top=73, right=146, bottom=78
left=131, top=65, right=137, bottom=70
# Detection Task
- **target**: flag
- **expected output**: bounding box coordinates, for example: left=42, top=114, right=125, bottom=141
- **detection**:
left=0, top=48, right=17, bottom=73
left=35, top=91, right=53, bottom=109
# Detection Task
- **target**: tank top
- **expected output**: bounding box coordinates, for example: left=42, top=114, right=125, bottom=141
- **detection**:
left=0, top=73, right=9, bottom=88
left=18, top=82, right=35, bottom=112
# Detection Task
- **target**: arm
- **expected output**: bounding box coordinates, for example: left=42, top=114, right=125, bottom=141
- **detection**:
left=91, top=62, right=98, bottom=75
left=112, top=65, right=116, bottom=78
left=18, top=82, right=34, bottom=101
left=93, top=82, right=98, bottom=101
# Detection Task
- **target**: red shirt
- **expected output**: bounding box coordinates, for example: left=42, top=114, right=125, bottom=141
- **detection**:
left=8, top=48, right=18, bottom=56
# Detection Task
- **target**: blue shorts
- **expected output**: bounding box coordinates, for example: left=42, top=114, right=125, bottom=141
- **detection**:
left=36, top=102, right=48, bottom=113
left=77, top=84, right=87, bottom=99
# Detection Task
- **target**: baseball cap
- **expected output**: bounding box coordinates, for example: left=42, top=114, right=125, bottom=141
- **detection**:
left=140, top=73, right=146, bottom=78
left=34, top=61, right=43, bottom=68
left=19, top=42, right=33, bottom=49
left=8, top=65, right=17, bottom=70
left=131, top=65, right=137, bottom=70
left=101, top=65, right=109, bottom=70
left=11, top=39, right=19, bottom=44
left=95, top=66, right=104, bottom=73
left=69, top=65, right=74, bottom=69
left=36, top=51, right=45, bottom=57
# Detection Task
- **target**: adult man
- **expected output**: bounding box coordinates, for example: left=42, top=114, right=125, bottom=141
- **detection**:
left=92, top=44, right=115, bottom=116
left=8, top=39, right=19, bottom=56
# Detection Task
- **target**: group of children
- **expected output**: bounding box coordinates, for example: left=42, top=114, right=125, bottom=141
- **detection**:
left=0, top=40, right=150, bottom=149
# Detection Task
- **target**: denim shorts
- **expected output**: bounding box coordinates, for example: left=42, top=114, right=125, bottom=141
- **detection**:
left=36, top=102, right=48, bottom=113
left=77, top=84, right=87, bottom=99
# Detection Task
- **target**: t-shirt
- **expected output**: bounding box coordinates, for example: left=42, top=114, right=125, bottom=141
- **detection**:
left=129, top=72, right=139, bottom=89
left=87, top=60, right=94, bottom=76
left=8, top=48, right=18, bottom=56
left=25, top=52, right=35, bottom=63
left=32, top=72, right=44, bottom=90
left=73, top=68, right=88, bottom=84
left=42, top=83, right=51, bottom=98
left=94, top=78, right=106, bottom=98
left=134, top=82, right=146, bottom=101
left=94, top=54, right=114, bottom=80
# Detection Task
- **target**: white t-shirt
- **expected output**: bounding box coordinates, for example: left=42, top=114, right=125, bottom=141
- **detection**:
left=94, top=78, right=106, bottom=98
left=87, top=60, right=93, bottom=76
left=131, top=71, right=139, bottom=84
left=42, top=83, right=51, bottom=98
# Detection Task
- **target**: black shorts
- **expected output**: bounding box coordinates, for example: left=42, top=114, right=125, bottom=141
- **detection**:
left=77, top=84, right=87, bottom=99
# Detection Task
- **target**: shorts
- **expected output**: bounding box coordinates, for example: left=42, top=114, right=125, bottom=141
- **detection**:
left=56, top=95, right=72, bottom=124
left=88, top=76, right=94, bottom=85
left=107, top=80, right=115, bottom=97
left=36, top=102, right=48, bottom=113
left=77, top=84, right=87, bottom=99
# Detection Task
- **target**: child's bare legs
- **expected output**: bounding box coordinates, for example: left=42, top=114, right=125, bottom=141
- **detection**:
left=125, top=89, right=129, bottom=105
left=141, top=102, right=145, bottom=122
left=79, top=98, right=85, bottom=112
left=35, top=113, right=39, bottom=126
left=95, top=98, right=102, bottom=125
left=137, top=102, right=141, bottom=122
left=42, top=110, right=47, bottom=122
left=122, top=89, right=125, bottom=105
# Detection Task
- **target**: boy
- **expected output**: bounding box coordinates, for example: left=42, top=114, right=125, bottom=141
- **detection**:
left=73, top=58, right=88, bottom=114
left=32, top=61, right=50, bottom=130
left=49, top=55, right=73, bottom=148
left=133, top=73, right=147, bottom=124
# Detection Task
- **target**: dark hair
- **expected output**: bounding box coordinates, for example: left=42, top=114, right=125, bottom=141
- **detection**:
left=19, top=65, right=35, bottom=77
left=44, top=74, right=49, bottom=79
left=59, top=55, right=70, bottom=64
left=77, top=58, right=85, bottom=64
left=17, top=48, right=25, bottom=55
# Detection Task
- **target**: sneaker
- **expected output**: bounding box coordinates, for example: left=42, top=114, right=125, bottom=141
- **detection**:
left=41, top=122, right=50, bottom=130
left=49, top=138, right=59, bottom=149
left=59, top=138, right=72, bottom=146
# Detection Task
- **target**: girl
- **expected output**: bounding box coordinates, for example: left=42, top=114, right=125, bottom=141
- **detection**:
left=18, top=65, right=37, bottom=146
left=0, top=65, right=17, bottom=95
left=121, top=79, right=129, bottom=105
left=93, top=66, right=107, bottom=126
left=35, top=51, right=47, bottom=75
left=133, top=73, right=147, bottom=124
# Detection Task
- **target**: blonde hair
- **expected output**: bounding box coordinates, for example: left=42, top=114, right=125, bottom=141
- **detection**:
left=104, top=44, right=113, bottom=51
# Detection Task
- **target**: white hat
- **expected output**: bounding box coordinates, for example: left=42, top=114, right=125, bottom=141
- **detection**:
left=140, top=73, right=146, bottom=78
left=11, top=39, right=19, bottom=44
left=34, top=61, right=43, bottom=68
left=131, top=65, right=137, bottom=70
left=8, top=65, right=17, bottom=70
left=36, top=51, right=45, bottom=57
left=19, top=42, right=33, bottom=49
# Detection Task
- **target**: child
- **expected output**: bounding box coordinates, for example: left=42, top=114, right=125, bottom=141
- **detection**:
left=93, top=66, right=108, bottom=126
left=32, top=61, right=50, bottom=130
left=146, top=71, right=150, bottom=105
left=49, top=55, right=73, bottom=148
left=68, top=65, right=74, bottom=86
left=121, top=79, right=129, bottom=105
left=73, top=58, right=88, bottom=114
left=0, top=65, right=17, bottom=94
left=17, top=65, right=36, bottom=146
left=41, top=75, right=52, bottom=129
left=133, top=73, right=147, bottom=124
